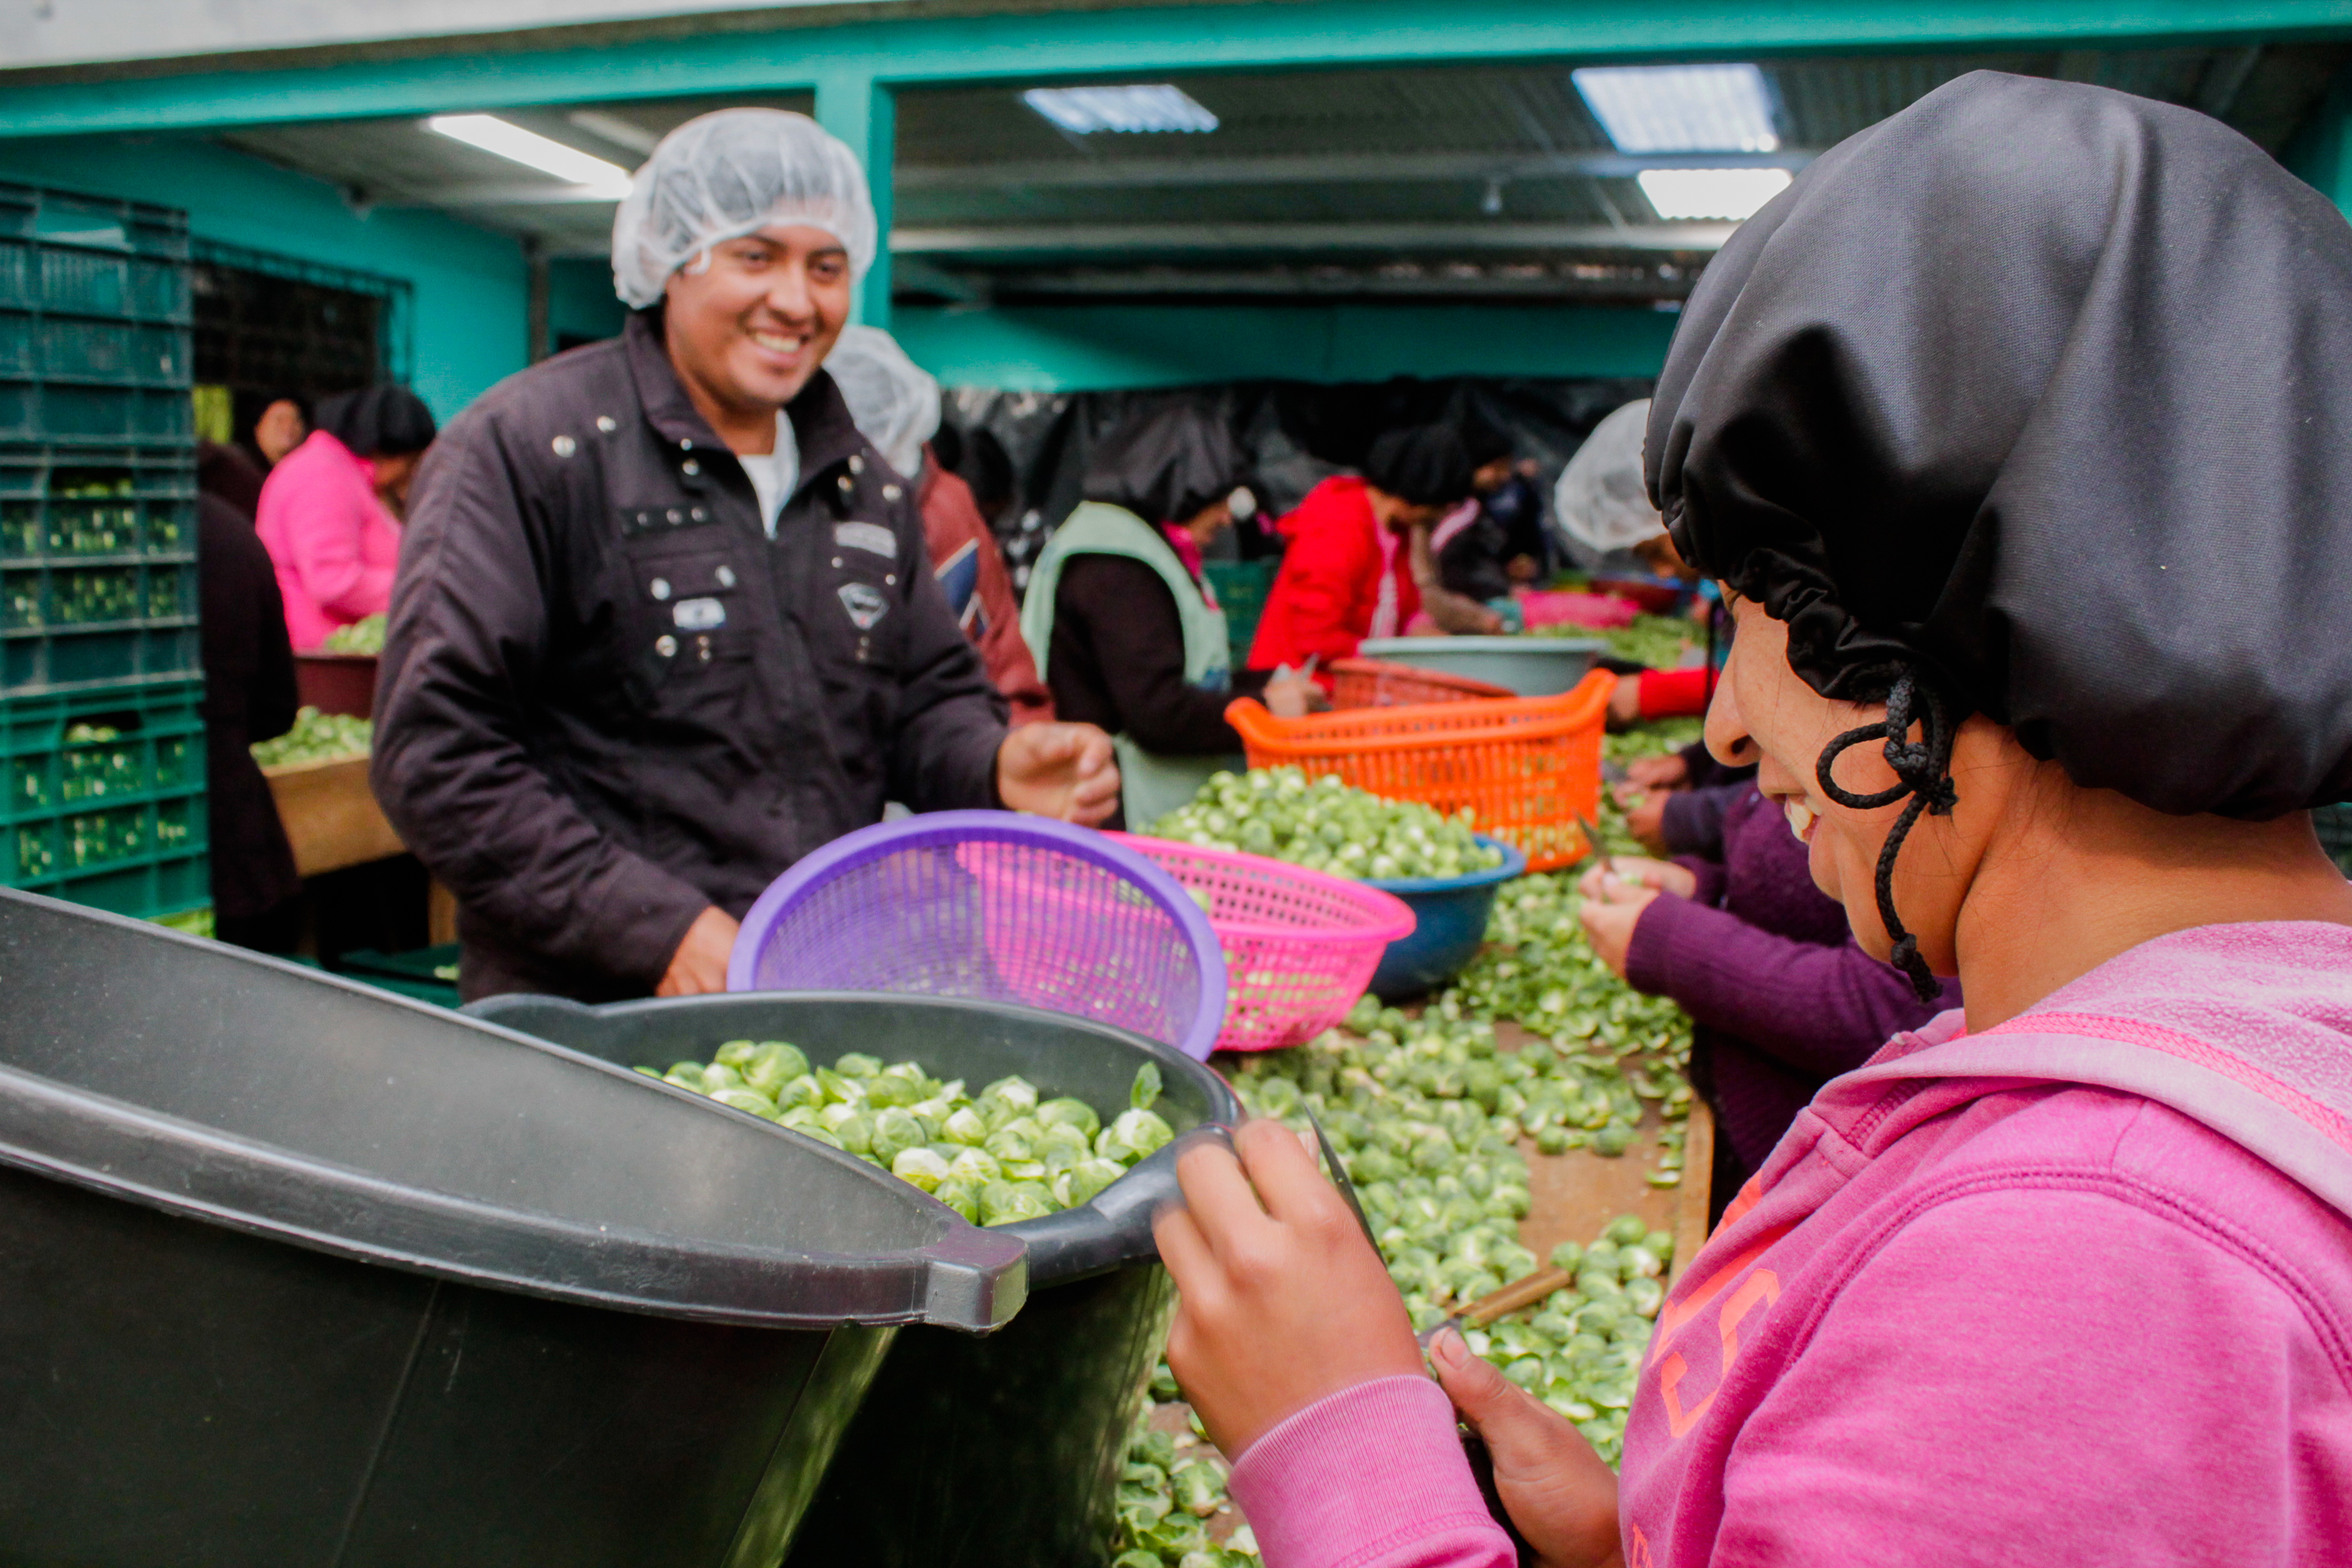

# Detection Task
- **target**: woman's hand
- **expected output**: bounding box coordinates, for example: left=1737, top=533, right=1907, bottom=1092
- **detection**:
left=1626, top=754, right=1689, bottom=791
left=997, top=722, right=1121, bottom=825
left=1153, top=1119, right=1426, bottom=1459
left=1264, top=669, right=1323, bottom=719
left=1430, top=1329, right=1624, bottom=1568
left=1577, top=856, right=1696, bottom=902
left=658, top=905, right=740, bottom=996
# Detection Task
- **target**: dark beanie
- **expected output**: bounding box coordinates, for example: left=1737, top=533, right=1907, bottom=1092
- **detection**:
left=1363, top=425, right=1471, bottom=506
left=315, top=385, right=438, bottom=459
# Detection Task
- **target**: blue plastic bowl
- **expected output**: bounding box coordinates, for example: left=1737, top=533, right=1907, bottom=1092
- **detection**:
left=1362, top=834, right=1528, bottom=1000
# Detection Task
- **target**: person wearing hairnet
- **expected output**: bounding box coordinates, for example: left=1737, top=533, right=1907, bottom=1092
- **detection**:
left=825, top=324, right=1052, bottom=724
left=1246, top=423, right=1498, bottom=678
left=372, top=109, right=1118, bottom=1003
left=255, top=383, right=436, bottom=650
left=1018, top=404, right=1318, bottom=828
left=1554, top=399, right=1718, bottom=727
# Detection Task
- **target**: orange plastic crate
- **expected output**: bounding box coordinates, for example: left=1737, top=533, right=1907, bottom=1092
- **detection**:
left=1328, top=657, right=1514, bottom=709
left=1225, top=669, right=1614, bottom=873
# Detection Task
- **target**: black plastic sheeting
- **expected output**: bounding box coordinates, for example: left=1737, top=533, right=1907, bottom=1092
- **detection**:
left=935, top=376, right=1654, bottom=592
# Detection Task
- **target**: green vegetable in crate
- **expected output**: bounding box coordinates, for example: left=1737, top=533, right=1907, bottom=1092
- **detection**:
left=322, top=613, right=388, bottom=656
left=1151, top=767, right=1503, bottom=881
left=250, top=706, right=375, bottom=767
left=642, top=1043, right=1174, bottom=1223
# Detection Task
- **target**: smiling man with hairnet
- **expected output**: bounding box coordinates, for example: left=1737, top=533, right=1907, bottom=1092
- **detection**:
left=372, top=108, right=1119, bottom=1003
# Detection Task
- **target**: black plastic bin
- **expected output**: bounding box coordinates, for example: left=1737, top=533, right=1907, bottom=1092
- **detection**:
left=0, top=889, right=1026, bottom=1568
left=468, top=990, right=1243, bottom=1568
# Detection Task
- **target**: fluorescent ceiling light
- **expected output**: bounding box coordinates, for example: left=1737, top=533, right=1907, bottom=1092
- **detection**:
left=1572, top=64, right=1780, bottom=154
left=567, top=109, right=663, bottom=158
left=428, top=114, right=634, bottom=197
left=1636, top=166, right=1792, bottom=221
left=1023, top=85, right=1218, bottom=134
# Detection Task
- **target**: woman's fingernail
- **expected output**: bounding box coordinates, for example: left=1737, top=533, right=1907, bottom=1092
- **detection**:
left=1429, top=1327, right=1468, bottom=1368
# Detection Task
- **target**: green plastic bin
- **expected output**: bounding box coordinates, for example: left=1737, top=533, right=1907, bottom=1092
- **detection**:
left=0, top=675, right=206, bottom=917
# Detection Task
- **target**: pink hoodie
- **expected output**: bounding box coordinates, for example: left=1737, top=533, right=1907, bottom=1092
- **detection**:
left=255, top=430, right=402, bottom=651
left=1229, top=922, right=2352, bottom=1567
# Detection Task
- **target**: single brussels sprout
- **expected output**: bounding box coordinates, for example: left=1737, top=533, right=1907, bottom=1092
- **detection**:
left=1625, top=1275, right=1665, bottom=1318
left=1131, top=1061, right=1164, bottom=1110
left=714, top=1040, right=760, bottom=1069
left=834, top=1052, right=885, bottom=1078
left=1099, top=1108, right=1175, bottom=1163
left=814, top=1066, right=864, bottom=1106
left=1058, top=1156, right=1126, bottom=1209
left=1622, top=1245, right=1664, bottom=1279
left=871, top=1106, right=930, bottom=1164
left=740, top=1045, right=796, bottom=1095
left=1171, top=1458, right=1225, bottom=1517
left=1111, top=1552, right=1161, bottom=1568
left=931, top=1177, right=982, bottom=1222
left=774, top=1073, right=822, bottom=1111
left=711, top=1086, right=780, bottom=1119
left=1591, top=1124, right=1634, bottom=1158
left=946, top=1146, right=1003, bottom=1187
left=941, top=1106, right=992, bottom=1146
left=830, top=1112, right=876, bottom=1156
left=1037, top=1097, right=1102, bottom=1138
left=663, top=1063, right=709, bottom=1093
left=863, top=1074, right=922, bottom=1109
left=981, top=1074, right=1040, bottom=1114
left=701, top=1061, right=746, bottom=1091
left=984, top=1124, right=1037, bottom=1163
left=1604, top=1214, right=1648, bottom=1247
left=891, top=1146, right=952, bottom=1192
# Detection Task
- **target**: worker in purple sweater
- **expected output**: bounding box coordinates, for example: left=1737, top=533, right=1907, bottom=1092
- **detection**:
left=1147, top=73, right=2352, bottom=1568
left=1576, top=779, right=1955, bottom=1206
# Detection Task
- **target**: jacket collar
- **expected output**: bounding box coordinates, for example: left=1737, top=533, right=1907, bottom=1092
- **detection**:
left=623, top=309, right=870, bottom=486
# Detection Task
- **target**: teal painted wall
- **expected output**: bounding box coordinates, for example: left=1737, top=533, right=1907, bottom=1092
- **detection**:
left=894, top=302, right=1680, bottom=390
left=549, top=256, right=629, bottom=351
left=2287, top=66, right=2352, bottom=218
left=1, top=133, right=527, bottom=419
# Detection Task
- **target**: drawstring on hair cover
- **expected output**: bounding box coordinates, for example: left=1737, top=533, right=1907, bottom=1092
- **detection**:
left=1814, top=668, right=1956, bottom=1003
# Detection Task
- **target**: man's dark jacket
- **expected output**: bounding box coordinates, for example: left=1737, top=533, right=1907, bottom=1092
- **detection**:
left=372, top=312, right=1007, bottom=1001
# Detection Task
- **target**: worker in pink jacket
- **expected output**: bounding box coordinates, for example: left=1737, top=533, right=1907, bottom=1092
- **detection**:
left=1151, top=73, right=2352, bottom=1567
left=256, top=385, right=436, bottom=650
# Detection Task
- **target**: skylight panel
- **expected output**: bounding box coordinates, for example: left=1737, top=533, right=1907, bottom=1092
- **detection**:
left=1572, top=64, right=1781, bottom=155
left=1636, top=166, right=1794, bottom=221
left=1022, top=85, right=1219, bottom=135
left=428, top=114, right=634, bottom=197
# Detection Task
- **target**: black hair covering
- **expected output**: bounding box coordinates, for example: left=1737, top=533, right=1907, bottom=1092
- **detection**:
left=1082, top=404, right=1244, bottom=526
left=1647, top=71, right=2352, bottom=995
left=315, top=385, right=438, bottom=459
left=1363, top=425, right=1471, bottom=506
left=1460, top=415, right=1515, bottom=470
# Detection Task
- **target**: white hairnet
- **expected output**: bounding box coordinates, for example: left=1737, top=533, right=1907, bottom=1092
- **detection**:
left=611, top=108, right=878, bottom=309
left=1553, top=399, right=1665, bottom=554
left=826, top=324, right=941, bottom=480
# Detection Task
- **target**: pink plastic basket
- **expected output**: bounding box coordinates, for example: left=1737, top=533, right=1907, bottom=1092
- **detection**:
left=1110, top=833, right=1416, bottom=1053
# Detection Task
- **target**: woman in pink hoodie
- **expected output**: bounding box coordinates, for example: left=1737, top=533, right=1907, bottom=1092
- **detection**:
left=256, top=384, right=436, bottom=650
left=1153, top=72, right=2352, bottom=1568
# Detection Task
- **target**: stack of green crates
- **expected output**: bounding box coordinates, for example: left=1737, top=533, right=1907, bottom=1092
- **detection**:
left=0, top=184, right=203, bottom=920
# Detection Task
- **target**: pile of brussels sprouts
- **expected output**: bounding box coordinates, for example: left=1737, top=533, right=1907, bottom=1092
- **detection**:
left=645, top=1043, right=1175, bottom=1227
left=250, top=707, right=374, bottom=767
left=1532, top=611, right=1694, bottom=669
left=321, top=613, right=388, bottom=656
left=1151, top=767, right=1504, bottom=881
left=1114, top=1414, right=1257, bottom=1568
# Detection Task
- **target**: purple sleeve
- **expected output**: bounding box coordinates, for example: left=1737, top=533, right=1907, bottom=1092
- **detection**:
left=1714, top=1187, right=2352, bottom=1564
left=1622, top=894, right=1948, bottom=1078
left=1227, top=1376, right=1518, bottom=1568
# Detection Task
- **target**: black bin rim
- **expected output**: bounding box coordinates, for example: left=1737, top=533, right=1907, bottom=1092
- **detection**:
left=467, top=989, right=1244, bottom=1288
left=0, top=889, right=1026, bottom=1332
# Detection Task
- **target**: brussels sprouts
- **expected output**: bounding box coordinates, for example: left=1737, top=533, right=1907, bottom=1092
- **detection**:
left=981, top=1074, right=1040, bottom=1114
left=714, top=1040, right=759, bottom=1069
left=891, top=1146, right=952, bottom=1192
left=663, top=1063, right=708, bottom=1093
left=864, top=1073, right=923, bottom=1109
left=1037, top=1097, right=1103, bottom=1138
left=1132, top=1061, right=1164, bottom=1110
left=870, top=1106, right=931, bottom=1165
left=981, top=1180, right=1054, bottom=1225
left=1149, top=767, right=1503, bottom=881
left=835, top=1051, right=886, bottom=1077
left=1101, top=1108, right=1176, bottom=1162
left=932, top=1178, right=982, bottom=1222
left=711, top=1087, right=780, bottom=1119
left=942, top=1106, right=992, bottom=1146
left=1170, top=1460, right=1225, bottom=1517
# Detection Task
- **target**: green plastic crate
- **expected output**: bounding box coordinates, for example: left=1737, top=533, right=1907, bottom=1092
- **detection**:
left=337, top=944, right=463, bottom=1008
left=1204, top=559, right=1276, bottom=670
left=1, top=674, right=208, bottom=918
left=0, top=185, right=191, bottom=325
left=0, top=447, right=198, bottom=696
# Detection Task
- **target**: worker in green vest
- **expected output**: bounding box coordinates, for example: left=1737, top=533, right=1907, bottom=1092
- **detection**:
left=1022, top=404, right=1318, bottom=829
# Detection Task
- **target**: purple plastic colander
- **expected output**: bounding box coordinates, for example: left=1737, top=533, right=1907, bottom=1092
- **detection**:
left=727, top=811, right=1230, bottom=1061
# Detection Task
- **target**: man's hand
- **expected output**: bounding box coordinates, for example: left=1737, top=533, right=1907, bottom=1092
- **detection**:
left=997, top=722, right=1120, bottom=826
left=1430, top=1329, right=1624, bottom=1568
left=1153, top=1119, right=1426, bottom=1460
left=658, top=905, right=740, bottom=997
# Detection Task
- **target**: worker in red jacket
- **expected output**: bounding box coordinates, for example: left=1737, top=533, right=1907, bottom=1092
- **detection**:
left=1246, top=425, right=1496, bottom=675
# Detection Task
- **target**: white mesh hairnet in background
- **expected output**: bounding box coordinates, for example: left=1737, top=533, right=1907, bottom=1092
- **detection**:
left=1553, top=399, right=1664, bottom=555
left=611, top=109, right=878, bottom=309
left=826, top=325, right=942, bottom=479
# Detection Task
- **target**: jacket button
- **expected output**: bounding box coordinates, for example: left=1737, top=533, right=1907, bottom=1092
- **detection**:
left=682, top=458, right=701, bottom=476
left=656, top=634, right=678, bottom=657
left=681, top=439, right=694, bottom=451
left=636, top=511, right=650, bottom=526
left=885, top=573, right=896, bottom=586
left=667, top=508, right=682, bottom=524
left=883, top=483, right=902, bottom=501
left=831, top=556, right=843, bottom=568
left=597, top=415, right=617, bottom=433
left=691, top=507, right=706, bottom=521
left=716, top=565, right=737, bottom=587
left=837, top=475, right=854, bottom=493
left=650, top=577, right=671, bottom=600
left=849, top=454, right=865, bottom=475
left=698, top=636, right=713, bottom=662
left=551, top=434, right=576, bottom=457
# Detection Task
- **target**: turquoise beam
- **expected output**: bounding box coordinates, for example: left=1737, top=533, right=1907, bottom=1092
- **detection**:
left=0, top=0, right=2344, bottom=136
left=814, top=70, right=896, bottom=331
